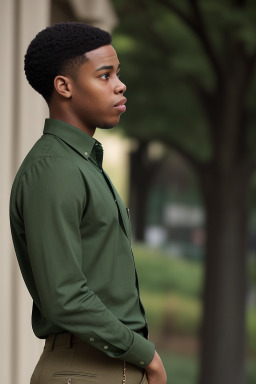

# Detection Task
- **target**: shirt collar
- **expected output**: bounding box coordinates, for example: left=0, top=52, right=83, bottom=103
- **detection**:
left=43, top=118, right=102, bottom=165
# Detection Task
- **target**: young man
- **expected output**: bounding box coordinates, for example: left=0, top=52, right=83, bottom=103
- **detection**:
left=10, top=23, right=167, bottom=384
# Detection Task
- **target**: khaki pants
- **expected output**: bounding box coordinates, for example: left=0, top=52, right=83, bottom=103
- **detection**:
left=30, top=333, right=148, bottom=384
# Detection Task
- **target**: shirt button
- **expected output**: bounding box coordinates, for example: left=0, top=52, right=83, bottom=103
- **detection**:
left=104, top=345, right=109, bottom=350
left=140, top=361, right=145, bottom=366
left=90, top=337, right=94, bottom=342
left=84, top=152, right=88, bottom=157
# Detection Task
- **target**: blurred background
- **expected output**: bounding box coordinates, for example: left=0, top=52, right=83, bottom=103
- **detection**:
left=1, top=1, right=256, bottom=383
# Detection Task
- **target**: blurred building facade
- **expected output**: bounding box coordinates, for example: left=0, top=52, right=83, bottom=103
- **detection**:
left=0, top=1, right=117, bottom=383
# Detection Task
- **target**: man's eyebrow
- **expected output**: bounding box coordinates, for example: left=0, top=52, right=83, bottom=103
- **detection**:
left=95, top=64, right=121, bottom=72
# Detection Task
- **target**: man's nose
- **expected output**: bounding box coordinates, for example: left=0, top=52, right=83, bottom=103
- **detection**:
left=115, top=79, right=127, bottom=94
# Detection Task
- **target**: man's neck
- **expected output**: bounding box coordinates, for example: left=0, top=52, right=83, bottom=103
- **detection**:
left=49, top=111, right=96, bottom=137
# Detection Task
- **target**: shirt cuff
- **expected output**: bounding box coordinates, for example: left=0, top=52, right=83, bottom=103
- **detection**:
left=118, top=331, right=155, bottom=368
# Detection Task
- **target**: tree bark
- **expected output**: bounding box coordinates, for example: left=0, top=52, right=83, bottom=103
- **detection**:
left=129, top=141, right=151, bottom=241
left=199, top=166, right=251, bottom=384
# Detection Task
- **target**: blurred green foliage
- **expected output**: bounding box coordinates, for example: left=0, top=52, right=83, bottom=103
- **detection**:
left=140, top=291, right=201, bottom=336
left=161, top=353, right=198, bottom=384
left=134, top=244, right=256, bottom=355
left=112, top=0, right=256, bottom=161
left=247, top=309, right=256, bottom=355
left=247, top=359, right=256, bottom=384
left=135, top=244, right=202, bottom=297
left=160, top=352, right=256, bottom=384
left=112, top=1, right=211, bottom=161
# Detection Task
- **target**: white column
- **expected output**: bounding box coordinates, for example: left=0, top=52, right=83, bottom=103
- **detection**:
left=70, top=0, right=118, bottom=31
left=0, top=1, right=15, bottom=382
left=0, top=1, right=50, bottom=383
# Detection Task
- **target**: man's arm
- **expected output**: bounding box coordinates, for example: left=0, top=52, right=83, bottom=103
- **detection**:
left=17, top=156, right=155, bottom=368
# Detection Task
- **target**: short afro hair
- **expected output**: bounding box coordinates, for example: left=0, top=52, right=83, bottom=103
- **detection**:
left=24, top=22, right=112, bottom=103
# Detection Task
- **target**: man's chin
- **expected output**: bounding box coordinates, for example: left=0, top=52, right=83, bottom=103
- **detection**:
left=97, top=121, right=119, bottom=130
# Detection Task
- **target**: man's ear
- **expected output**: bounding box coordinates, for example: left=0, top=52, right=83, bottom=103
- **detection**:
left=53, top=75, right=72, bottom=99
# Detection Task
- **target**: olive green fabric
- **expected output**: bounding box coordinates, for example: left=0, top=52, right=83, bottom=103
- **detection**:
left=10, top=118, right=155, bottom=368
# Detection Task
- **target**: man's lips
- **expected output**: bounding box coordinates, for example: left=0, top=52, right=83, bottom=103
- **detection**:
left=113, top=97, right=127, bottom=113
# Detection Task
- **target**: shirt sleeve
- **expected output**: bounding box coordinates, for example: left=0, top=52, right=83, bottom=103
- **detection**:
left=18, top=156, right=155, bottom=368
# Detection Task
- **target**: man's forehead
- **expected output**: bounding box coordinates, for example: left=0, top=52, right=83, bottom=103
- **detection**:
left=86, top=44, right=119, bottom=65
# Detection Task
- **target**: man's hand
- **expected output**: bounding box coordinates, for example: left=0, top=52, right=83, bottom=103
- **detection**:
left=145, top=351, right=167, bottom=384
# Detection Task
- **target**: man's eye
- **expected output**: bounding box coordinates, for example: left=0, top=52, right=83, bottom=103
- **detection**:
left=117, top=72, right=121, bottom=78
left=100, top=73, right=110, bottom=80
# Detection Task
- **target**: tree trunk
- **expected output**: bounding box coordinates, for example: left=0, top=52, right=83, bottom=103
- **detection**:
left=199, top=167, right=251, bottom=384
left=129, top=141, right=151, bottom=241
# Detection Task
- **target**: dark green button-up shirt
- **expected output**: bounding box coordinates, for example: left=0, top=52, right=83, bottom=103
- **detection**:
left=10, top=118, right=155, bottom=368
